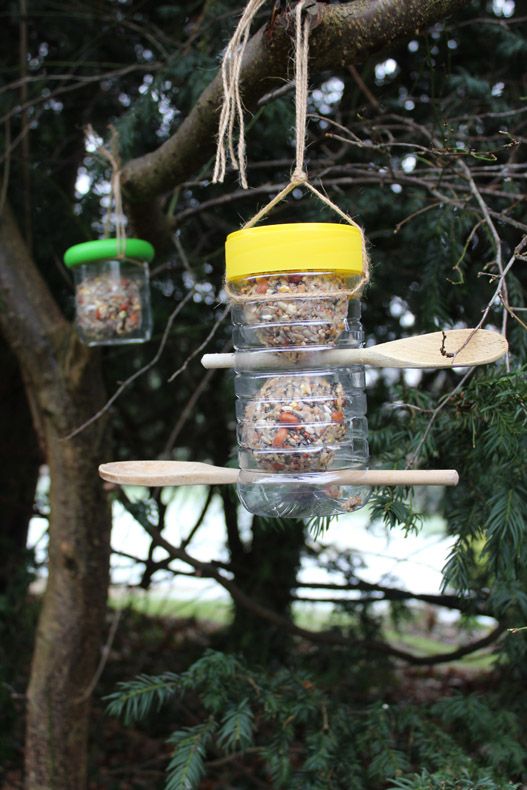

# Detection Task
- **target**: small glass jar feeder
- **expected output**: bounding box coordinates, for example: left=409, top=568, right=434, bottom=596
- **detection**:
left=64, top=238, right=154, bottom=346
left=226, top=223, right=369, bottom=519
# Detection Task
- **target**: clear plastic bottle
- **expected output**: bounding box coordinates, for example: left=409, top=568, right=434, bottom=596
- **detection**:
left=226, top=223, right=369, bottom=518
left=64, top=238, right=154, bottom=346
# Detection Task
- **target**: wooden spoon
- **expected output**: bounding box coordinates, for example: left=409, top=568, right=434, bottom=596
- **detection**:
left=202, top=329, right=507, bottom=370
left=99, top=460, right=458, bottom=488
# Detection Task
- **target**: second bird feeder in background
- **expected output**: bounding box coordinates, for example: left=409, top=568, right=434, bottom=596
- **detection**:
left=226, top=222, right=370, bottom=518
left=64, top=238, right=154, bottom=347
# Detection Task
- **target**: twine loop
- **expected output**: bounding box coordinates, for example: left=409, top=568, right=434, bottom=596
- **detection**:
left=213, top=0, right=371, bottom=288
left=85, top=124, right=127, bottom=259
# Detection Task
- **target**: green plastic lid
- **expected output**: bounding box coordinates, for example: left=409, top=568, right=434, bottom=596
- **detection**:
left=63, top=238, right=155, bottom=268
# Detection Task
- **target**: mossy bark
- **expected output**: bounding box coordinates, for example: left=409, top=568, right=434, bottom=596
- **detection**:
left=0, top=205, right=112, bottom=790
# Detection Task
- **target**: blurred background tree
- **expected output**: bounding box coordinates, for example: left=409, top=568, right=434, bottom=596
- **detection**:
left=0, top=0, right=526, bottom=787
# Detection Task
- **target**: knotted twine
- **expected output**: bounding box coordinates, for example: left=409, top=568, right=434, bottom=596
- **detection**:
left=212, top=0, right=370, bottom=298
left=84, top=125, right=149, bottom=271
left=85, top=124, right=128, bottom=259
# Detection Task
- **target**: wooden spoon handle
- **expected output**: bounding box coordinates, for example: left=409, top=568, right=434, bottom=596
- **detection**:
left=99, top=461, right=458, bottom=488
left=201, top=350, right=366, bottom=369
left=335, top=469, right=458, bottom=486
left=202, top=329, right=507, bottom=370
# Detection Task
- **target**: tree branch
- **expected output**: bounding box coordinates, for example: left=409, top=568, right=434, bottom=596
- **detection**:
left=0, top=202, right=78, bottom=427
left=121, top=0, right=472, bottom=238
left=296, top=580, right=489, bottom=615
left=121, top=492, right=504, bottom=667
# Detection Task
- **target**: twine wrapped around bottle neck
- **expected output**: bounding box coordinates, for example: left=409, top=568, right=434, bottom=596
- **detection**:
left=224, top=281, right=365, bottom=303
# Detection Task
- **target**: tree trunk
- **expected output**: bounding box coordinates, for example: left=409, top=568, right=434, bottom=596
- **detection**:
left=227, top=506, right=305, bottom=663
left=0, top=204, right=112, bottom=790
left=0, top=341, right=41, bottom=596
left=25, top=397, right=111, bottom=790
left=0, top=342, right=41, bottom=763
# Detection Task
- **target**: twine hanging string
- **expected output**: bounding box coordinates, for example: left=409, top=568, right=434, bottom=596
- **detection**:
left=215, top=0, right=370, bottom=300
left=212, top=0, right=269, bottom=188
left=85, top=124, right=127, bottom=258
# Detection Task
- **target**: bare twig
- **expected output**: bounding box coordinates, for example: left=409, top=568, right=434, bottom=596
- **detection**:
left=163, top=366, right=218, bottom=455
left=394, top=202, right=441, bottom=234
left=19, top=0, right=31, bottom=249
left=459, top=161, right=509, bottom=365
left=500, top=298, right=527, bottom=332
left=167, top=305, right=230, bottom=383
left=76, top=606, right=122, bottom=702
left=171, top=182, right=291, bottom=226
left=406, top=368, right=475, bottom=469
left=63, top=289, right=195, bottom=440
left=0, top=64, right=160, bottom=126
left=0, top=119, right=11, bottom=215
left=450, top=236, right=527, bottom=362
left=295, top=580, right=488, bottom=614
left=257, top=79, right=295, bottom=106
left=0, top=64, right=159, bottom=98
left=180, top=486, right=215, bottom=550
left=122, top=492, right=505, bottom=667
left=448, top=219, right=485, bottom=285
left=348, top=64, right=380, bottom=111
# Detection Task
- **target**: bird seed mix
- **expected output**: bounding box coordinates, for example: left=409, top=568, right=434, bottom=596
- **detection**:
left=241, top=375, right=347, bottom=472
left=235, top=272, right=349, bottom=348
left=76, top=274, right=142, bottom=341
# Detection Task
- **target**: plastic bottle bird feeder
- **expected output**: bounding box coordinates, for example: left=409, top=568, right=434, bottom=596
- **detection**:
left=226, top=223, right=369, bottom=519
left=96, top=225, right=507, bottom=513
left=98, top=0, right=510, bottom=509
left=64, top=238, right=154, bottom=346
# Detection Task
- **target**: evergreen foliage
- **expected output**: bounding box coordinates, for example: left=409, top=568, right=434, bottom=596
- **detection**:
left=108, top=649, right=527, bottom=788
left=106, top=672, right=180, bottom=726
left=370, top=368, right=527, bottom=627
left=165, top=720, right=218, bottom=790
left=389, top=770, right=518, bottom=790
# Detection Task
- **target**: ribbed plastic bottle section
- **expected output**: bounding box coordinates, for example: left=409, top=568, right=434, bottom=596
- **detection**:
left=230, top=271, right=369, bottom=518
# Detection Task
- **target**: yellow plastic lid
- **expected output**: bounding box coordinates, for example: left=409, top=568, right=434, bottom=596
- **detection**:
left=225, top=223, right=363, bottom=281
